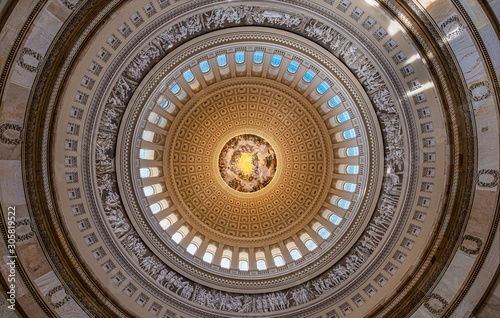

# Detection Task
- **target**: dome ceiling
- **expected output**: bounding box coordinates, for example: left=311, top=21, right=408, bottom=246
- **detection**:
left=0, top=0, right=498, bottom=318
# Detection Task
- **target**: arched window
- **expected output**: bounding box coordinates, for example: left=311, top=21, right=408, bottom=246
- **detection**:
left=255, top=251, right=266, bottom=270
left=150, top=203, right=161, bottom=214
left=300, top=233, right=317, bottom=251
left=139, top=149, right=155, bottom=160
left=344, top=182, right=357, bottom=192
left=183, top=70, right=194, bottom=82
left=311, top=221, right=331, bottom=240
left=330, top=214, right=342, bottom=225
left=286, top=241, right=302, bottom=260
left=302, top=70, right=316, bottom=83
left=239, top=251, right=249, bottom=271
left=271, top=247, right=285, bottom=267
left=235, top=51, right=245, bottom=64
left=317, top=81, right=330, bottom=94
left=338, top=199, right=351, bottom=210
left=159, top=218, right=171, bottom=229
left=157, top=96, right=169, bottom=108
left=220, top=249, right=232, bottom=269
left=203, top=244, right=217, bottom=263
left=347, top=147, right=359, bottom=156
left=287, top=61, right=299, bottom=73
left=140, top=168, right=151, bottom=178
left=347, top=165, right=359, bottom=174
left=290, top=249, right=302, bottom=260
left=142, top=130, right=154, bottom=142
left=253, top=51, right=264, bottom=63
left=328, top=95, right=342, bottom=108
left=159, top=213, right=177, bottom=230
left=199, top=60, right=210, bottom=73
left=186, top=236, right=202, bottom=255
left=143, top=186, right=154, bottom=197
left=274, top=255, right=285, bottom=267
left=171, top=226, right=189, bottom=244
left=217, top=54, right=227, bottom=66
left=171, top=232, right=183, bottom=243
left=256, top=260, right=266, bottom=270
left=343, top=128, right=357, bottom=140
left=337, top=111, right=351, bottom=123
left=318, top=228, right=331, bottom=239
left=305, top=239, right=318, bottom=251
left=150, top=199, right=168, bottom=214
left=271, top=54, right=282, bottom=67
left=169, top=82, right=180, bottom=94
left=142, top=167, right=160, bottom=178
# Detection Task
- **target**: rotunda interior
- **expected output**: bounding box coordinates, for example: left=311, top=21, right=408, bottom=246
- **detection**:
left=0, top=0, right=498, bottom=317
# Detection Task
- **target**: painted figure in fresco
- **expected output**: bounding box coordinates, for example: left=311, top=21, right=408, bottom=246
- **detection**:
left=219, top=134, right=277, bottom=193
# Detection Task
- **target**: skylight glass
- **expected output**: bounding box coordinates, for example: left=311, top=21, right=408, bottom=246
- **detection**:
left=338, top=111, right=351, bottom=123
left=288, top=61, right=299, bottom=73
left=347, top=147, right=359, bottom=156
left=343, top=128, right=357, bottom=140
left=253, top=51, right=264, bottom=63
left=303, top=70, right=316, bottom=83
left=183, top=70, right=194, bottom=82
left=199, top=60, right=210, bottom=73
left=169, top=82, right=180, bottom=94
left=235, top=51, right=245, bottom=63
left=271, top=55, right=282, bottom=67
left=328, top=95, right=342, bottom=107
left=317, top=81, right=330, bottom=94
left=217, top=54, right=227, bottom=66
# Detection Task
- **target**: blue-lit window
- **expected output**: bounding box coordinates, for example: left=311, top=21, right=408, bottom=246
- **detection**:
left=338, top=199, right=351, bottom=209
left=256, top=260, right=266, bottom=270
left=239, top=260, right=249, bottom=271
left=303, top=70, right=316, bottom=83
left=347, top=165, right=359, bottom=174
left=139, top=149, right=148, bottom=159
left=274, top=256, right=285, bottom=267
left=317, top=81, right=330, bottom=94
left=271, top=55, right=282, bottom=67
left=159, top=218, right=171, bottom=229
left=253, top=51, right=264, bottom=63
left=217, top=54, right=227, bottom=67
left=347, top=147, right=359, bottom=156
left=150, top=203, right=161, bottom=214
left=169, top=82, right=180, bottom=94
left=343, top=128, right=357, bottom=140
left=305, top=239, right=317, bottom=251
left=290, top=249, right=302, bottom=260
left=344, top=182, right=357, bottom=192
left=139, top=168, right=151, bottom=178
left=183, top=70, right=194, bottom=82
left=318, top=228, right=331, bottom=239
left=329, top=214, right=342, bottom=225
left=235, top=51, right=245, bottom=64
left=220, top=257, right=230, bottom=269
left=328, top=95, right=342, bottom=108
left=172, top=232, right=183, bottom=244
left=158, top=97, right=169, bottom=108
left=199, top=60, right=210, bottom=73
left=338, top=111, right=351, bottom=123
left=288, top=61, right=299, bottom=73
left=143, top=186, right=154, bottom=197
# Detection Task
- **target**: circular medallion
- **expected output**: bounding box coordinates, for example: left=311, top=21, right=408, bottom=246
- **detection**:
left=219, top=134, right=277, bottom=193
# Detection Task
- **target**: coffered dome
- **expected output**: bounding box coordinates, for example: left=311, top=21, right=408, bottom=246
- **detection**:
left=0, top=0, right=498, bottom=317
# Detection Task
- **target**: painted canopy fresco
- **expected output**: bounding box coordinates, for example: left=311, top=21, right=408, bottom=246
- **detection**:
left=219, top=135, right=277, bottom=193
